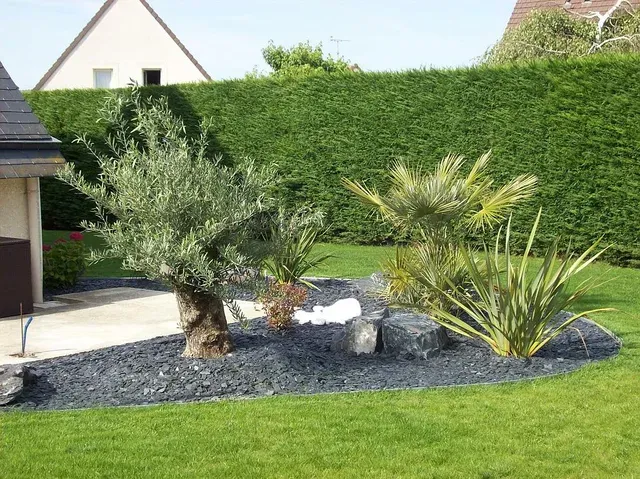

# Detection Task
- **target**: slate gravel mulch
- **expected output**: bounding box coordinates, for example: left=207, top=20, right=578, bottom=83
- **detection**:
left=6, top=279, right=621, bottom=411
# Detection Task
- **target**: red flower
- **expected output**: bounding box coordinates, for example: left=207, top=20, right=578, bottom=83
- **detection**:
left=42, top=244, right=52, bottom=252
left=54, top=238, right=67, bottom=244
left=69, top=232, right=84, bottom=242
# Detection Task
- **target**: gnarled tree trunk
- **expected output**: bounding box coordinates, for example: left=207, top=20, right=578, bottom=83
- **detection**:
left=174, top=288, right=234, bottom=358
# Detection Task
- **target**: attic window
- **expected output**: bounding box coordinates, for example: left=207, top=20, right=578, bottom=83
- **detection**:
left=143, top=69, right=162, bottom=86
left=93, top=69, right=112, bottom=89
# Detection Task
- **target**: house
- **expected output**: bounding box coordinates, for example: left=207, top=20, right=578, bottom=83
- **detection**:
left=0, top=61, right=65, bottom=317
left=508, top=0, right=640, bottom=28
left=34, top=0, right=211, bottom=91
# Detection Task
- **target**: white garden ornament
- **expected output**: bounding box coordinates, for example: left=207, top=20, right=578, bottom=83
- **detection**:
left=295, top=298, right=362, bottom=325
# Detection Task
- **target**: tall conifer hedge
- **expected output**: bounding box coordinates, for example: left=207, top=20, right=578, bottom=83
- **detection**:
left=26, top=55, right=640, bottom=265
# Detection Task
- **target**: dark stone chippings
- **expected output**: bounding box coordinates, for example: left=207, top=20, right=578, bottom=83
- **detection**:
left=3, top=278, right=621, bottom=411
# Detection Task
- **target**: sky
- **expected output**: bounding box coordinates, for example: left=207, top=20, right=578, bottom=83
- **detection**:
left=1, top=0, right=516, bottom=90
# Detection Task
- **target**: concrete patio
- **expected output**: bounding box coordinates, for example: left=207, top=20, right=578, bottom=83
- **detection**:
left=0, top=288, right=263, bottom=365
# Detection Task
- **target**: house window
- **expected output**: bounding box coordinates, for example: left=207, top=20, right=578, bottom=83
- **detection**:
left=143, top=69, right=162, bottom=86
left=93, top=69, right=113, bottom=89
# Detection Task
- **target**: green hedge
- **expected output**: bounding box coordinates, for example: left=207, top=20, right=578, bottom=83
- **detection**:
left=25, top=55, right=640, bottom=266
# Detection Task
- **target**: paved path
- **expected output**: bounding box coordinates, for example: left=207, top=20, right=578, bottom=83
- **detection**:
left=0, top=288, right=263, bottom=365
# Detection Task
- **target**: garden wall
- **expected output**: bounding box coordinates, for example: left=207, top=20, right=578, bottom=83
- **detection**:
left=25, top=55, right=640, bottom=265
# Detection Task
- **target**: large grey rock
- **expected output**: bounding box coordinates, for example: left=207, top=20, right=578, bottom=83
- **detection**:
left=381, top=311, right=448, bottom=359
left=331, top=308, right=389, bottom=355
left=0, top=365, right=36, bottom=406
left=331, top=308, right=448, bottom=359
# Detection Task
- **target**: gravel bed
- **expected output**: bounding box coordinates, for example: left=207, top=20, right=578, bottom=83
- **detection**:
left=7, top=278, right=620, bottom=411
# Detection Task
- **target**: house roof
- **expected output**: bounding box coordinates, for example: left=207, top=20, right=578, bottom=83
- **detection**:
left=34, top=0, right=212, bottom=91
left=0, top=62, right=65, bottom=178
left=0, top=62, right=52, bottom=142
left=508, top=0, right=640, bottom=28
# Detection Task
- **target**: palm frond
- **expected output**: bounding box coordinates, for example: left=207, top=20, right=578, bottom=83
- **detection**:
left=468, top=174, right=538, bottom=230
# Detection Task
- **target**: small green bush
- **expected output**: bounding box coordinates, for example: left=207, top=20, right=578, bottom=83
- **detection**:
left=260, top=282, right=308, bottom=331
left=43, top=232, right=86, bottom=289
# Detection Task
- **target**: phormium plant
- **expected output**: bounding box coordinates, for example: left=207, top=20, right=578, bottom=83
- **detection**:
left=263, top=206, right=332, bottom=288
left=428, top=210, right=612, bottom=358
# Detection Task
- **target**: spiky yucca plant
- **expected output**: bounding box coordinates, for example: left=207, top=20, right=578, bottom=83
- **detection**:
left=263, top=206, right=332, bottom=288
left=344, top=151, right=537, bottom=309
left=429, top=210, right=611, bottom=358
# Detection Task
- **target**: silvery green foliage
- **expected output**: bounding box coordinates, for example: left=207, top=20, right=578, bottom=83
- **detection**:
left=57, top=87, right=276, bottom=312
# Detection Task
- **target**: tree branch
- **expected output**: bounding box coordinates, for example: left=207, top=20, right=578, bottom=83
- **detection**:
left=588, top=33, right=640, bottom=53
left=512, top=41, right=569, bottom=56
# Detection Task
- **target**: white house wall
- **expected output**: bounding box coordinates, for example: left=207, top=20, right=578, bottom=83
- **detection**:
left=40, top=0, right=207, bottom=90
left=0, top=178, right=29, bottom=240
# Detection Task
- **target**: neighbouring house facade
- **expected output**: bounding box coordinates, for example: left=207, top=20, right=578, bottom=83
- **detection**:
left=508, top=0, right=640, bottom=27
left=0, top=61, right=65, bottom=317
left=34, top=0, right=211, bottom=91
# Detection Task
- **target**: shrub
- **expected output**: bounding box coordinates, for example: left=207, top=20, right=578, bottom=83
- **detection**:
left=344, top=152, right=536, bottom=310
left=260, top=281, right=308, bottom=331
left=485, top=7, right=640, bottom=65
left=263, top=206, right=332, bottom=287
left=261, top=40, right=352, bottom=77
left=43, top=232, right=86, bottom=289
left=428, top=210, right=611, bottom=358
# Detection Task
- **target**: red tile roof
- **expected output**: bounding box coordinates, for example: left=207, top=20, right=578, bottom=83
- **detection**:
left=507, top=0, right=640, bottom=28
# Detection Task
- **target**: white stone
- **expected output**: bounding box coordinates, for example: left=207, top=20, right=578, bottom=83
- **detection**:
left=294, top=310, right=315, bottom=325
left=294, top=298, right=362, bottom=326
left=310, top=316, right=327, bottom=326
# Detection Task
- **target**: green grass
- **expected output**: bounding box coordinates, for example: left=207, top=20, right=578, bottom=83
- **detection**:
left=42, top=230, right=138, bottom=278
left=42, top=230, right=393, bottom=279
left=4, top=234, right=639, bottom=478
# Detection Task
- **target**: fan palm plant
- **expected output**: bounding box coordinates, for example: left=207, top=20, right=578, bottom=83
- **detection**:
left=343, top=151, right=537, bottom=309
left=343, top=151, right=537, bottom=233
left=429, top=210, right=612, bottom=358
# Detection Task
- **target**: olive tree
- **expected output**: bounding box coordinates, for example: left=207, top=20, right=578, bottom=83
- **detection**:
left=57, top=88, right=275, bottom=358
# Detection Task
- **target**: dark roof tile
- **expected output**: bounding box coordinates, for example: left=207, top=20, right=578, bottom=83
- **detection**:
left=0, top=61, right=53, bottom=142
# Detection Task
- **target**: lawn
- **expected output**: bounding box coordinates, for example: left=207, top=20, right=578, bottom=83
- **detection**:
left=42, top=230, right=394, bottom=279
left=2, top=235, right=639, bottom=478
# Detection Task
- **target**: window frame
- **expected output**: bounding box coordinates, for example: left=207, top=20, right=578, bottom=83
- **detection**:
left=93, top=68, right=113, bottom=89
left=142, top=69, right=162, bottom=86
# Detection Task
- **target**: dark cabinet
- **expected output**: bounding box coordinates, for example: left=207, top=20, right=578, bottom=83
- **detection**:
left=0, top=237, right=33, bottom=318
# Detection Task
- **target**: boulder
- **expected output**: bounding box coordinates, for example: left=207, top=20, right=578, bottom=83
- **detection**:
left=381, top=311, right=449, bottom=359
left=331, top=309, right=448, bottom=359
left=0, top=365, right=36, bottom=406
left=331, top=308, right=389, bottom=355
